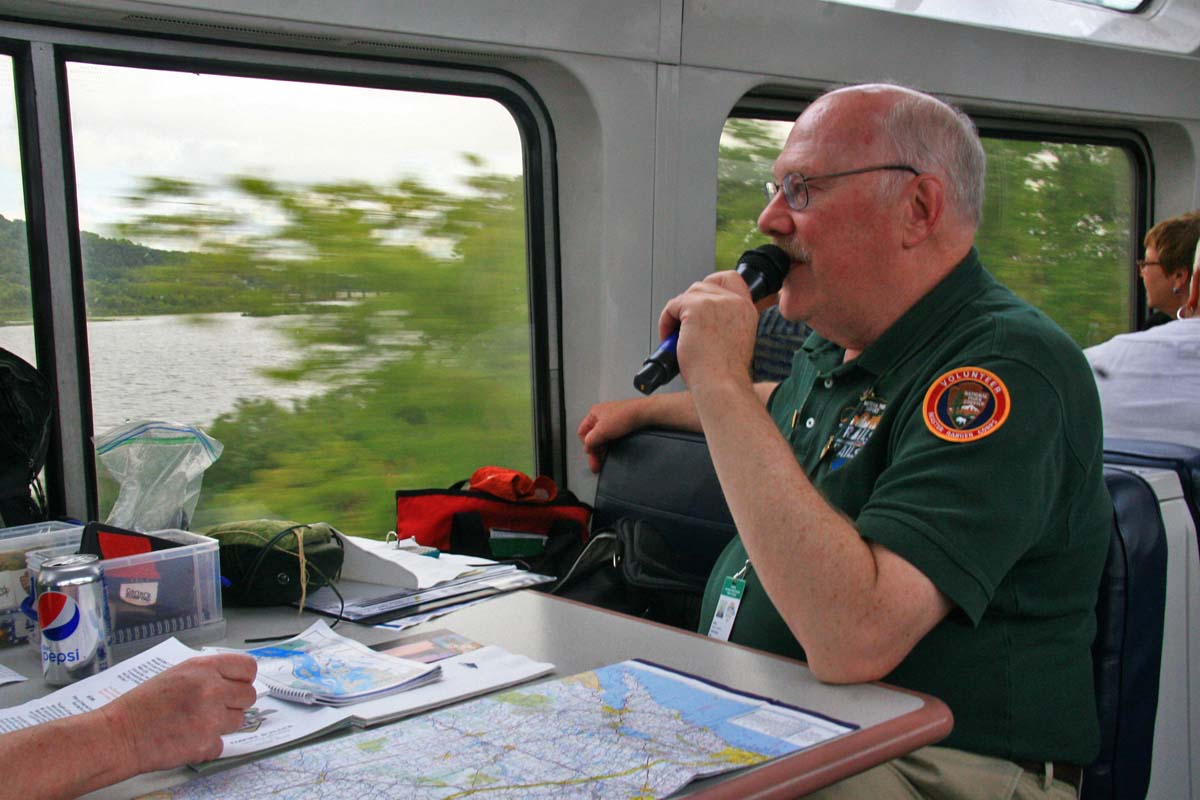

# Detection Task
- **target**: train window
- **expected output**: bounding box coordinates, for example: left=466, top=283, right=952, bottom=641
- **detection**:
left=976, top=137, right=1134, bottom=347
left=0, top=55, right=33, bottom=359
left=66, top=62, right=533, bottom=535
left=717, top=117, right=1136, bottom=348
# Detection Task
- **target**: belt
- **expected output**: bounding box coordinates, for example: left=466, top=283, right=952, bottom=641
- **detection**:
left=1012, top=759, right=1084, bottom=792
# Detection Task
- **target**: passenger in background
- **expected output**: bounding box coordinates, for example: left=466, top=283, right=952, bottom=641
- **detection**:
left=752, top=298, right=810, bottom=382
left=1087, top=230, right=1200, bottom=448
left=2, top=653, right=257, bottom=800
left=1137, top=211, right=1198, bottom=328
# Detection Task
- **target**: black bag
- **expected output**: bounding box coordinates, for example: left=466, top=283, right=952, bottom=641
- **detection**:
left=0, top=348, right=53, bottom=527
left=201, top=520, right=345, bottom=606
left=551, top=517, right=711, bottom=630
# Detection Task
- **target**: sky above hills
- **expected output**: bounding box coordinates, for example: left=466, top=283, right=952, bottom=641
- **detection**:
left=0, top=58, right=521, bottom=240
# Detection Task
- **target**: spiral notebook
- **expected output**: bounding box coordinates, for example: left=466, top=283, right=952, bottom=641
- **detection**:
left=246, top=621, right=442, bottom=706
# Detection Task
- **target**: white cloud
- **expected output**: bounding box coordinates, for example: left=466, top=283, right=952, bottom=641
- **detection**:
left=0, top=58, right=523, bottom=238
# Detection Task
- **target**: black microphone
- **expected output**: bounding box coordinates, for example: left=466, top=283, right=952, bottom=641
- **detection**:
left=633, top=244, right=791, bottom=394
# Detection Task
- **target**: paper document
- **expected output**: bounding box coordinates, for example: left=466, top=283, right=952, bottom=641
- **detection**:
left=372, top=628, right=481, bottom=663
left=302, top=570, right=552, bottom=624
left=0, top=637, right=197, bottom=734
left=213, top=643, right=554, bottom=761
left=337, top=533, right=502, bottom=589
left=0, top=631, right=553, bottom=765
left=244, top=621, right=441, bottom=706
left=150, top=659, right=856, bottom=799
left=0, top=664, right=26, bottom=686
left=372, top=595, right=498, bottom=633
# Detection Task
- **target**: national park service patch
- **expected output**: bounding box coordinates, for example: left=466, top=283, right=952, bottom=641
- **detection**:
left=922, top=367, right=1010, bottom=443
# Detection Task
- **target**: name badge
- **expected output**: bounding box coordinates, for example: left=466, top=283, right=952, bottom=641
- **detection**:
left=707, top=560, right=750, bottom=642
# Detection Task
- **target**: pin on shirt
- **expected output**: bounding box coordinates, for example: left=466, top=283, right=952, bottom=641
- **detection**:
left=820, top=388, right=887, bottom=471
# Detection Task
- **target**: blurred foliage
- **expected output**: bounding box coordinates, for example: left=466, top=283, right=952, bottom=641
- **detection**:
left=716, top=118, right=1134, bottom=347
left=94, top=163, right=533, bottom=537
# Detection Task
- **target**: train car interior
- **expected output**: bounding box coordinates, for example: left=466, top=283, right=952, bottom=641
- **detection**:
left=0, top=0, right=1197, bottom=797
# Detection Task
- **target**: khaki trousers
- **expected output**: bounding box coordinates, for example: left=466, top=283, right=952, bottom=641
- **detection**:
left=804, top=745, right=1080, bottom=799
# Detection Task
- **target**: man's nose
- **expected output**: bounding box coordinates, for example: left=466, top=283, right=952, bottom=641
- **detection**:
left=758, top=191, right=795, bottom=237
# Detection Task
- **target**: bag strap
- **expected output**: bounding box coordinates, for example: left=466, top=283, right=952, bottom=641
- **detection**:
left=547, top=529, right=617, bottom=595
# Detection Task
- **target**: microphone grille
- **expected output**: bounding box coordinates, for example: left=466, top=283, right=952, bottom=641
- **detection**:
left=742, top=244, right=791, bottom=294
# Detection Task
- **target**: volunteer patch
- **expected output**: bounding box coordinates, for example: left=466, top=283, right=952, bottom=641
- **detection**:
left=922, top=367, right=1010, bottom=442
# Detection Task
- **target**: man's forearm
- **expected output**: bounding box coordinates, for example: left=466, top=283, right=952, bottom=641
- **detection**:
left=630, top=382, right=776, bottom=432
left=2, top=710, right=139, bottom=800
left=630, top=389, right=702, bottom=432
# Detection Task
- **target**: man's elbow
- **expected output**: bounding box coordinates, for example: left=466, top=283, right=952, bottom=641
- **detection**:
left=803, top=638, right=908, bottom=685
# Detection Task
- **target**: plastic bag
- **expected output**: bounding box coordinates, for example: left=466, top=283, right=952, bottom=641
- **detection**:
left=95, top=420, right=223, bottom=531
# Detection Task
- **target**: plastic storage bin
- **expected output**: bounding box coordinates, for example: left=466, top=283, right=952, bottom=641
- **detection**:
left=27, top=528, right=225, bottom=657
left=0, top=521, right=84, bottom=647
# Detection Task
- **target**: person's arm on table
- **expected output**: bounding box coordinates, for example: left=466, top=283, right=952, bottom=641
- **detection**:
left=667, top=271, right=951, bottom=685
left=0, top=653, right=257, bottom=800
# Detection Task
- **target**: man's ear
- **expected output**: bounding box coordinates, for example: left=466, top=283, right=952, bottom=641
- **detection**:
left=901, top=174, right=944, bottom=248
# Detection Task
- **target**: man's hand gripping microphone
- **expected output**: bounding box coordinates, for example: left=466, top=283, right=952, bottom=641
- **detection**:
left=633, top=244, right=791, bottom=394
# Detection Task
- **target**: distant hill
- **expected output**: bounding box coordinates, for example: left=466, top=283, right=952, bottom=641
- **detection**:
left=0, top=215, right=191, bottom=321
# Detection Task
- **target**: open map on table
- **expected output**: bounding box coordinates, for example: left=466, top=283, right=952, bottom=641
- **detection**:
left=145, top=658, right=857, bottom=799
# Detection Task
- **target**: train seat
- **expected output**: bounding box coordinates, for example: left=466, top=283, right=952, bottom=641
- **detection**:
left=1103, top=438, right=1200, bottom=548
left=1085, top=467, right=1168, bottom=800
left=592, top=427, right=736, bottom=569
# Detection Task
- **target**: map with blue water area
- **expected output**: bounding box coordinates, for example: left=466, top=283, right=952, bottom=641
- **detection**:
left=146, top=659, right=855, bottom=800
left=252, top=642, right=396, bottom=696
left=244, top=621, right=438, bottom=704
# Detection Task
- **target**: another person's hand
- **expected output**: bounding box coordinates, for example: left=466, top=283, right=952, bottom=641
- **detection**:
left=101, top=653, right=258, bottom=771
left=578, top=398, right=646, bottom=473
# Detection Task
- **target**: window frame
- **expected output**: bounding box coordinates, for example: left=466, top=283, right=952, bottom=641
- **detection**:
left=0, top=20, right=562, bottom=521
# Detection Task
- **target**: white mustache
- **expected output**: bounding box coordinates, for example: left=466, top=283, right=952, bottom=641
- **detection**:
left=773, top=240, right=810, bottom=264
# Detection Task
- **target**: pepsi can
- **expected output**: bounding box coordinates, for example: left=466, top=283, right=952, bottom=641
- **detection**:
left=36, top=554, right=111, bottom=685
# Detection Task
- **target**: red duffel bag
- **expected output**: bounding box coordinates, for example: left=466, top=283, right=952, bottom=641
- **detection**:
left=394, top=467, right=592, bottom=557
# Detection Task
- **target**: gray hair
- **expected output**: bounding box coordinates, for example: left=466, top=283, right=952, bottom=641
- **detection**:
left=878, top=90, right=987, bottom=226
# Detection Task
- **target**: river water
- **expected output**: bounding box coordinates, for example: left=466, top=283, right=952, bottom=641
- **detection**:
left=0, top=312, right=324, bottom=436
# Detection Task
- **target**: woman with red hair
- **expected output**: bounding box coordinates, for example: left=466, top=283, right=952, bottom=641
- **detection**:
left=1086, top=218, right=1200, bottom=446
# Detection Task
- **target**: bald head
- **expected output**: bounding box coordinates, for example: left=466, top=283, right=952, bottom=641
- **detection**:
left=760, top=83, right=985, bottom=348
left=810, top=84, right=986, bottom=228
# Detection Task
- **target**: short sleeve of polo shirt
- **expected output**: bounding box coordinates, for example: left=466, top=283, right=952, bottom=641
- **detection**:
left=855, top=356, right=1081, bottom=625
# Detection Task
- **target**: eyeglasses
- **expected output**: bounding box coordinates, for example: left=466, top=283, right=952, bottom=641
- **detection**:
left=763, top=164, right=921, bottom=211
left=1136, top=259, right=1162, bottom=272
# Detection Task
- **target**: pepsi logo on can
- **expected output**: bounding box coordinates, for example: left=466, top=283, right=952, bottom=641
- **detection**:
left=35, top=553, right=110, bottom=685
left=38, top=591, right=82, bottom=642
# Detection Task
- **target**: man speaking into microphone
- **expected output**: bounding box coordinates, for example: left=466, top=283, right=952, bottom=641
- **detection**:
left=579, top=83, right=1108, bottom=800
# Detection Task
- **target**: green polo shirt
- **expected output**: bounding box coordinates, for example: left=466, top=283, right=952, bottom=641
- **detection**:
left=698, top=247, right=1111, bottom=765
